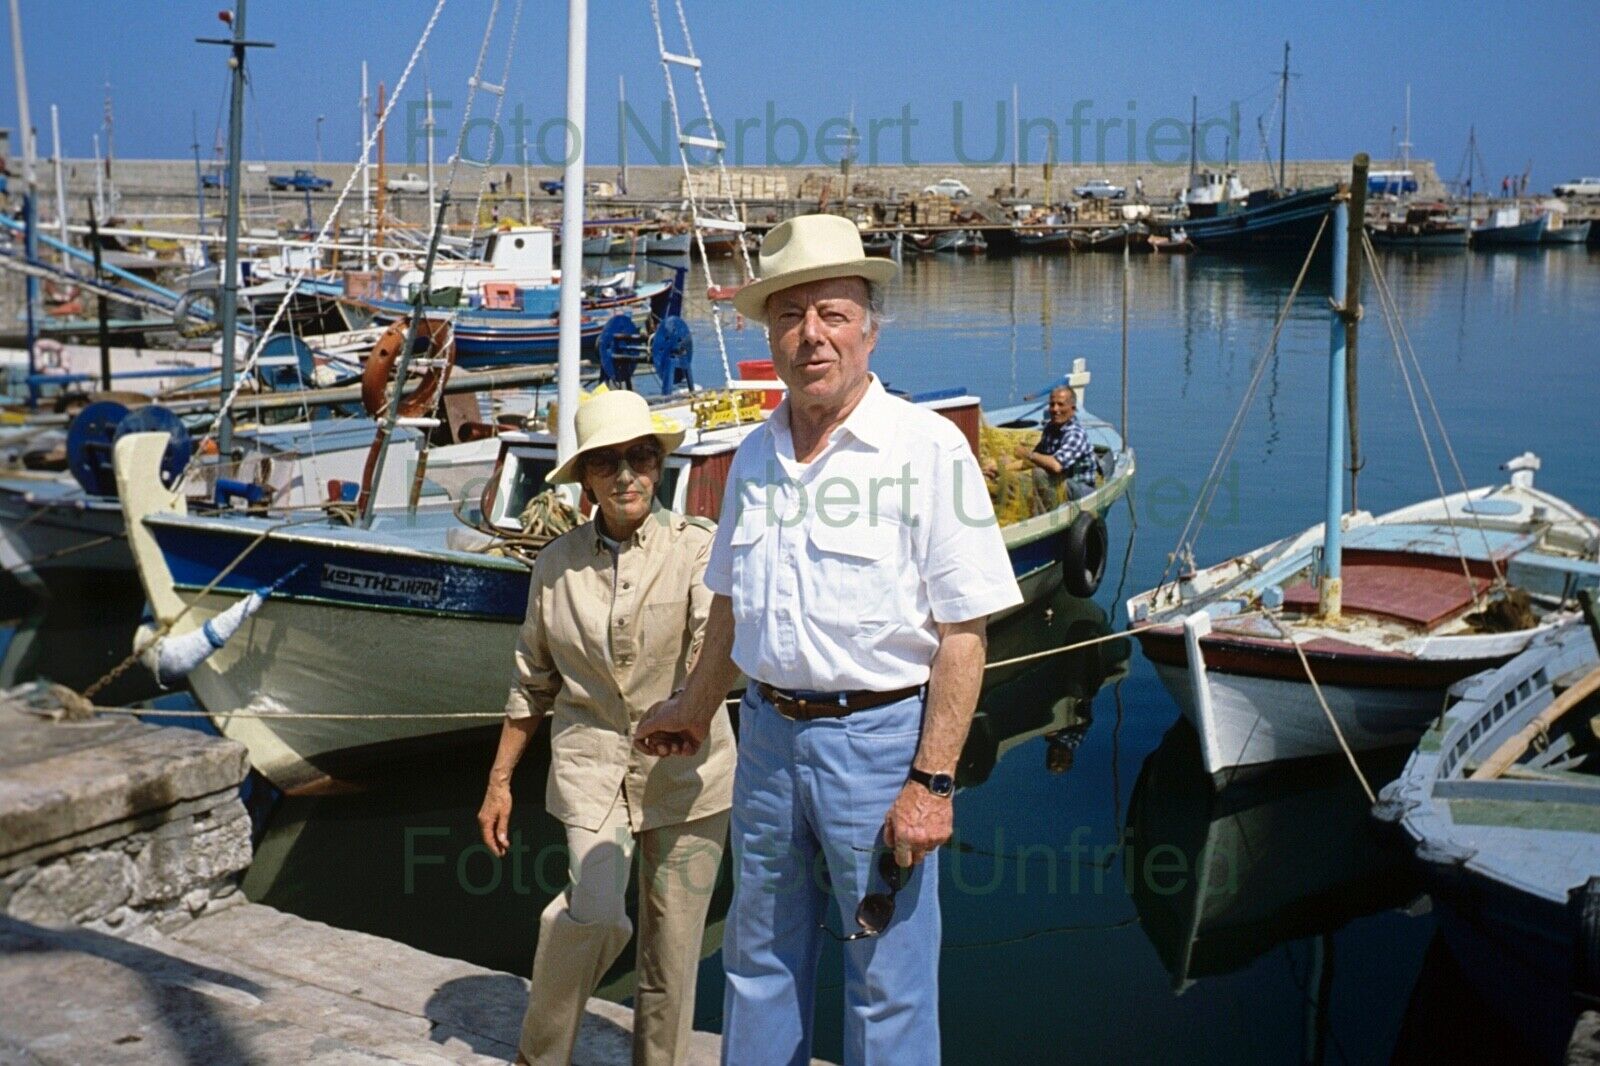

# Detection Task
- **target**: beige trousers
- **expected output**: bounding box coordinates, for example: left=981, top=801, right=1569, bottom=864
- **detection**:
left=518, top=793, right=728, bottom=1066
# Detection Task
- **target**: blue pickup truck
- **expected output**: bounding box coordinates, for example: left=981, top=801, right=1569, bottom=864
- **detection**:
left=268, top=169, right=332, bottom=192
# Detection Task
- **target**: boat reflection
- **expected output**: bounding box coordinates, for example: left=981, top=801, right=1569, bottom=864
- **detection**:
left=1127, top=719, right=1419, bottom=991
left=958, top=583, right=1131, bottom=791
left=0, top=572, right=160, bottom=706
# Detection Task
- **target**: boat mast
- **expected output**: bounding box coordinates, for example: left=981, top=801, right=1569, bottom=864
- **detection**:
left=1188, top=94, right=1197, bottom=184
left=555, top=0, right=588, bottom=464
left=1320, top=153, right=1368, bottom=620
left=425, top=87, right=437, bottom=220
left=617, top=74, right=628, bottom=196
left=196, top=0, right=272, bottom=459
left=1277, top=41, right=1290, bottom=194
left=8, top=0, right=40, bottom=394
left=1010, top=83, right=1019, bottom=198
left=49, top=105, right=68, bottom=255
left=1346, top=154, right=1367, bottom=512
left=1400, top=84, right=1412, bottom=198
left=360, top=62, right=370, bottom=267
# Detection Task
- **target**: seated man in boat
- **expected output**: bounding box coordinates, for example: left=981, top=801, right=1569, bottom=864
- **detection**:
left=477, top=389, right=734, bottom=1066
left=985, top=385, right=1098, bottom=508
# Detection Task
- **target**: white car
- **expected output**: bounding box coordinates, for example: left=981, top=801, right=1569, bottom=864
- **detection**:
left=385, top=172, right=429, bottom=194
left=1073, top=178, right=1126, bottom=200
left=922, top=178, right=971, bottom=199
left=1554, top=176, right=1600, bottom=197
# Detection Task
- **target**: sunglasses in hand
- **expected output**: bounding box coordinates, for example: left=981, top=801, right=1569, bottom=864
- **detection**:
left=820, top=850, right=907, bottom=942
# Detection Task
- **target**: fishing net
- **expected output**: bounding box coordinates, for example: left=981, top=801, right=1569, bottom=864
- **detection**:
left=978, top=421, right=1060, bottom=527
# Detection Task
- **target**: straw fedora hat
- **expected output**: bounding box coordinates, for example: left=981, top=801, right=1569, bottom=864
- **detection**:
left=733, top=215, right=897, bottom=325
left=547, top=389, right=686, bottom=484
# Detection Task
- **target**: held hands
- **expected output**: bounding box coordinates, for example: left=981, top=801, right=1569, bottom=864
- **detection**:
left=883, top=781, right=952, bottom=867
left=634, top=693, right=711, bottom=758
left=477, top=780, right=512, bottom=857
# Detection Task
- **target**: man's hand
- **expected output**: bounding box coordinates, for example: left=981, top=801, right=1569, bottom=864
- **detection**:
left=1012, top=443, right=1034, bottom=463
left=635, top=693, right=712, bottom=758
left=477, top=781, right=512, bottom=857
left=883, top=780, right=952, bottom=867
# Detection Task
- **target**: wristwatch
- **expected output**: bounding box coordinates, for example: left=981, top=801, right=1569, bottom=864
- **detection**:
left=908, top=767, right=955, bottom=798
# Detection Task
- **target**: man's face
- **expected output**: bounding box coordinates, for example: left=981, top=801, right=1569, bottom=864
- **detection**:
left=1047, top=390, right=1076, bottom=425
left=765, top=276, right=876, bottom=412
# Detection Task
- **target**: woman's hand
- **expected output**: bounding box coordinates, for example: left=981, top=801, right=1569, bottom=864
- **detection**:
left=635, top=693, right=711, bottom=757
left=478, top=780, right=513, bottom=857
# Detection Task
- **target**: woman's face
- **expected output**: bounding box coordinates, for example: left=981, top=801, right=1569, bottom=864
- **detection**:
left=579, top=434, right=662, bottom=530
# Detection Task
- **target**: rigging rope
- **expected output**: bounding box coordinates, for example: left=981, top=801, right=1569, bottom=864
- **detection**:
left=1155, top=212, right=1329, bottom=597
left=1361, top=230, right=1505, bottom=586
left=172, top=0, right=450, bottom=483
left=1359, top=232, right=1488, bottom=608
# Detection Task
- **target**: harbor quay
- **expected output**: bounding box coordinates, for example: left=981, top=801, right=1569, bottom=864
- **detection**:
left=0, top=702, right=763, bottom=1066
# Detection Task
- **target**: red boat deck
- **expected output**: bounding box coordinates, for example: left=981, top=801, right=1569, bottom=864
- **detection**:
left=1282, top=550, right=1491, bottom=629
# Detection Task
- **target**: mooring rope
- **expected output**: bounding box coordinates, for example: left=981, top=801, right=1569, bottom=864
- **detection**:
left=1286, top=627, right=1375, bottom=803
left=64, top=618, right=1152, bottom=722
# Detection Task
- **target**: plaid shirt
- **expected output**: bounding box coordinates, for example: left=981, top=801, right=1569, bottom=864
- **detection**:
left=1036, top=416, right=1097, bottom=484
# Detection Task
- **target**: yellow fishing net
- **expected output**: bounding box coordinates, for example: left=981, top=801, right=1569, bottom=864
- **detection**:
left=978, top=421, right=1058, bottom=527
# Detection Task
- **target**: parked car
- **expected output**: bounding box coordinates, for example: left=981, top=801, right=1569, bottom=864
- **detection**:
left=1553, top=176, right=1600, bottom=197
left=267, top=169, right=332, bottom=192
left=1073, top=178, right=1126, bottom=200
left=200, top=172, right=226, bottom=189
left=538, top=178, right=616, bottom=198
left=386, top=172, right=429, bottom=194
left=921, top=178, right=972, bottom=199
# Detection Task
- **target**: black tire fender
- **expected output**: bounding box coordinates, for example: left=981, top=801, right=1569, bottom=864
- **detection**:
left=1061, top=512, right=1108, bottom=599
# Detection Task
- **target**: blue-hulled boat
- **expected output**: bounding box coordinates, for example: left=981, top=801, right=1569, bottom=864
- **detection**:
left=1374, top=616, right=1600, bottom=1058
left=114, top=366, right=1132, bottom=792
left=1159, top=184, right=1341, bottom=255
left=1472, top=206, right=1549, bottom=247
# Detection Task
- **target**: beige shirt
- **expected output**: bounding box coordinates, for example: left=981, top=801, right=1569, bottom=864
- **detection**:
left=505, top=507, right=735, bottom=833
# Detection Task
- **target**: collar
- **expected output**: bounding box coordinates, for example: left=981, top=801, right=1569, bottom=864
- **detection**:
left=770, top=373, right=892, bottom=455
left=591, top=503, right=665, bottom=554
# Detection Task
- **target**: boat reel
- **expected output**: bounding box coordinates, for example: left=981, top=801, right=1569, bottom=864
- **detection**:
left=651, top=315, right=694, bottom=393
left=596, top=313, right=694, bottom=393
left=66, top=401, right=193, bottom=497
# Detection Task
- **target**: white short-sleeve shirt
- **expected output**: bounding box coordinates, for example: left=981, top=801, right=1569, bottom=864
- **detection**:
left=703, top=374, right=1023, bottom=691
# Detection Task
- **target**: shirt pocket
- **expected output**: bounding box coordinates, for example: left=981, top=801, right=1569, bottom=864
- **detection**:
left=727, top=512, right=768, bottom=623
left=806, top=518, right=901, bottom=633
left=640, top=598, right=690, bottom=667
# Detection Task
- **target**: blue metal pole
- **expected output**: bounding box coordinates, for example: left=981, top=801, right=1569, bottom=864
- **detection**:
left=0, top=213, right=187, bottom=302
left=1320, top=195, right=1349, bottom=616
left=22, top=192, right=40, bottom=378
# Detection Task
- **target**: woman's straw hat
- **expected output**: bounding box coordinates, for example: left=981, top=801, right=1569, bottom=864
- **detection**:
left=732, top=215, right=897, bottom=325
left=547, top=389, right=686, bottom=484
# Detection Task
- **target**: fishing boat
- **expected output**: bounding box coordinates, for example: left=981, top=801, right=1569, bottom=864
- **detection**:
left=1073, top=223, right=1150, bottom=253
left=1126, top=166, right=1600, bottom=779
left=114, top=362, right=1133, bottom=792
left=1148, top=228, right=1195, bottom=254
left=1159, top=184, right=1342, bottom=254
left=1540, top=203, right=1592, bottom=245
left=1373, top=616, right=1600, bottom=1057
left=1016, top=226, right=1075, bottom=252
left=1368, top=202, right=1471, bottom=248
left=1471, top=206, right=1548, bottom=247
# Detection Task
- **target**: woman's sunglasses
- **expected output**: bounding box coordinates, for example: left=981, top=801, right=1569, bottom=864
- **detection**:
left=582, top=443, right=662, bottom=478
left=821, top=851, right=907, bottom=942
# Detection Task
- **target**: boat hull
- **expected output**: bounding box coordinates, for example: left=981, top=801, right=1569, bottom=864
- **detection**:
left=1171, top=185, right=1339, bottom=254
left=1542, top=220, right=1592, bottom=244
left=1149, top=660, right=1447, bottom=778
left=1472, top=214, right=1548, bottom=246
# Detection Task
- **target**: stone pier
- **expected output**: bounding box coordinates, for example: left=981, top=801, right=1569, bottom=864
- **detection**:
left=0, top=703, right=729, bottom=1064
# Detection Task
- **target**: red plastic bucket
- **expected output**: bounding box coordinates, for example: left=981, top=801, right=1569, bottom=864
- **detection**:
left=737, top=359, right=783, bottom=410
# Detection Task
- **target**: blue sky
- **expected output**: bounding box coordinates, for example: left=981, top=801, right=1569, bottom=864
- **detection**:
left=6, top=1, right=1598, bottom=189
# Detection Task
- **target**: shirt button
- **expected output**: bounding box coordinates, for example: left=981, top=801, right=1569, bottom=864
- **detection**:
left=615, top=619, right=626, bottom=627
left=621, top=581, right=631, bottom=590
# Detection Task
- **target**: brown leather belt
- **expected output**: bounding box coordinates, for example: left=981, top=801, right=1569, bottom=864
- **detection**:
left=756, top=682, right=924, bottom=721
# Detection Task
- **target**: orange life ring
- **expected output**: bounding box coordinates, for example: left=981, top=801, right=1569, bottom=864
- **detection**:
left=361, top=317, right=455, bottom=419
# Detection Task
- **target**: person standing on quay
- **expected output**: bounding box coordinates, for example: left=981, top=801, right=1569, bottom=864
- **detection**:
left=636, top=215, right=1022, bottom=1064
left=479, top=390, right=734, bottom=1066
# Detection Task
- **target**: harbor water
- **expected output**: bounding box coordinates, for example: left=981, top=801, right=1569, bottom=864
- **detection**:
left=8, top=242, right=1597, bottom=1063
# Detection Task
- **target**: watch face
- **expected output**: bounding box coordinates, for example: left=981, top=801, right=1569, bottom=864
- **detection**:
left=929, top=773, right=955, bottom=797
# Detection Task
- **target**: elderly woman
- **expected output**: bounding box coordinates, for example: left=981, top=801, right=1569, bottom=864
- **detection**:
left=477, top=390, right=735, bottom=1066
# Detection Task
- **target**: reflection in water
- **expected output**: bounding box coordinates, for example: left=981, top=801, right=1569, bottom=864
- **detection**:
left=1127, top=720, right=1418, bottom=991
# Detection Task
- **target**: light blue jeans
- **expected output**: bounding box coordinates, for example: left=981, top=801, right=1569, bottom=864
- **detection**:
left=720, top=684, right=941, bottom=1066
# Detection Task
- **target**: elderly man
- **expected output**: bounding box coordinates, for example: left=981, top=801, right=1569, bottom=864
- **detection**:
left=986, top=384, right=1097, bottom=511
left=636, top=215, right=1022, bottom=1064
